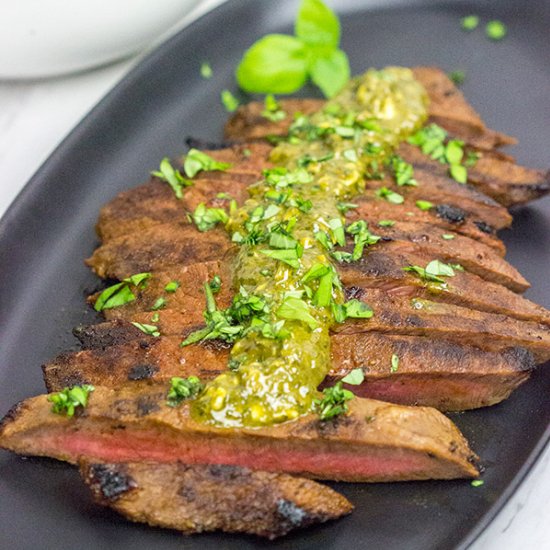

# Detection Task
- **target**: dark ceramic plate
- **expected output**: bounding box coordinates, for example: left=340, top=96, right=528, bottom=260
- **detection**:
left=1, top=0, right=549, bottom=548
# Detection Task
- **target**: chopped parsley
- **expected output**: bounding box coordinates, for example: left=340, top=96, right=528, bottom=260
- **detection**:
left=151, top=158, right=193, bottom=199
left=314, top=382, right=354, bottom=420
left=184, top=149, right=232, bottom=178
left=48, top=385, right=95, bottom=417
left=167, top=376, right=203, bottom=407
left=131, top=322, right=160, bottom=337
left=221, top=89, right=240, bottom=112
left=94, top=272, right=151, bottom=311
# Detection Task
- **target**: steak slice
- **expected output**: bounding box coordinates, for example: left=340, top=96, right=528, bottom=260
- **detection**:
left=335, top=288, right=550, bottom=362
left=96, top=142, right=273, bottom=243
left=79, top=461, right=353, bottom=539
left=351, top=196, right=505, bottom=255
left=0, top=384, right=479, bottom=481
left=372, top=226, right=528, bottom=293
left=86, top=223, right=234, bottom=280
left=43, top=332, right=534, bottom=411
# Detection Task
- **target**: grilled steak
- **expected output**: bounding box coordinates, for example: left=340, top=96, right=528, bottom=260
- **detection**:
left=43, top=333, right=534, bottom=411
left=79, top=461, right=353, bottom=539
left=224, top=68, right=548, bottom=208
left=0, top=384, right=479, bottom=481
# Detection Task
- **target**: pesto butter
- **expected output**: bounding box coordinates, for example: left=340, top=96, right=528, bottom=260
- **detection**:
left=192, top=67, right=428, bottom=427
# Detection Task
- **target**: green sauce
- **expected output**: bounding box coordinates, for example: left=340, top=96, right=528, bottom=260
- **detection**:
left=192, top=67, right=428, bottom=427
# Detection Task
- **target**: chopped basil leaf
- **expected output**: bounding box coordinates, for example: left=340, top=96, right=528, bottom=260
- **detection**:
left=486, top=20, right=507, bottom=40
left=151, top=157, right=193, bottom=199
left=184, top=149, right=232, bottom=178
left=167, top=376, right=203, bottom=407
left=376, top=186, right=404, bottom=204
left=150, top=297, right=167, bottom=311
left=314, top=382, right=354, bottom=420
left=391, top=354, right=399, bottom=373
left=449, top=163, right=468, bottom=184
left=449, top=70, right=466, bottom=86
left=48, top=384, right=95, bottom=417
left=261, top=94, right=286, bottom=121
left=260, top=248, right=301, bottom=268
left=471, top=479, right=484, bottom=487
left=328, top=218, right=346, bottom=246
left=403, top=260, right=456, bottom=283
left=150, top=312, right=160, bottom=323
left=302, top=263, right=331, bottom=283
left=94, top=272, right=151, bottom=311
left=445, top=140, right=465, bottom=165
left=461, top=15, right=479, bottom=31
left=164, top=281, right=180, bottom=293
left=209, top=275, right=222, bottom=293
left=337, top=201, right=358, bottom=214
left=221, top=89, right=240, bottom=112
left=341, top=368, right=364, bottom=385
left=390, top=155, right=417, bottom=186
left=131, top=322, right=160, bottom=337
left=313, top=271, right=334, bottom=307
left=416, top=200, right=434, bottom=211
left=269, top=231, right=298, bottom=249
left=200, top=61, right=212, bottom=78
left=378, top=219, right=395, bottom=227
left=192, top=203, right=229, bottom=232
left=442, top=233, right=455, bottom=240
left=276, top=296, right=319, bottom=330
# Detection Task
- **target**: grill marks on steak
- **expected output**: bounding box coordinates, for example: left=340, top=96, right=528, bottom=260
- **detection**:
left=0, top=384, right=479, bottom=481
left=42, top=332, right=533, bottom=411
left=79, top=461, right=353, bottom=539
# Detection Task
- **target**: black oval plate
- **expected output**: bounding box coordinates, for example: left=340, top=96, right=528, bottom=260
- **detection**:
left=1, top=1, right=549, bottom=548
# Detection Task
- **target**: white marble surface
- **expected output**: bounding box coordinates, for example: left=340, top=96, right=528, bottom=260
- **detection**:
left=0, top=3, right=548, bottom=549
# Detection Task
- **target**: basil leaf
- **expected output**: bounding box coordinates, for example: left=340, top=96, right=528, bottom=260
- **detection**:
left=184, top=149, right=232, bottom=178
left=341, top=368, right=364, bottom=385
left=295, top=0, right=340, bottom=49
left=236, top=34, right=309, bottom=94
left=310, top=47, right=350, bottom=99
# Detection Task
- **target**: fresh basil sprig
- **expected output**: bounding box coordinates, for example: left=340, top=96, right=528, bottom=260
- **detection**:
left=236, top=0, right=350, bottom=98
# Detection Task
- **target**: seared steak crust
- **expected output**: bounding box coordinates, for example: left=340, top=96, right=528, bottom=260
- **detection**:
left=80, top=461, right=353, bottom=539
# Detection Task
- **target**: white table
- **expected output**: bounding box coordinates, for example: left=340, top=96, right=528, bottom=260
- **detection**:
left=0, top=5, right=548, bottom=550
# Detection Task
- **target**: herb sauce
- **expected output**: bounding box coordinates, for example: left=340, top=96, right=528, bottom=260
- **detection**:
left=192, top=67, right=428, bottom=427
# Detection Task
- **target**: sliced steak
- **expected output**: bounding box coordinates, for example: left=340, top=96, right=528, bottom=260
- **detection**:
left=79, top=461, right=353, bottom=539
left=372, top=225, right=528, bottom=293
left=86, top=223, right=234, bottom=280
left=0, top=384, right=479, bottom=481
left=42, top=332, right=534, bottom=412
left=335, top=288, right=550, bottom=362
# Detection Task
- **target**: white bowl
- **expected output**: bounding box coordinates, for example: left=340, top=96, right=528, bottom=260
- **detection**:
left=0, top=0, right=202, bottom=79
